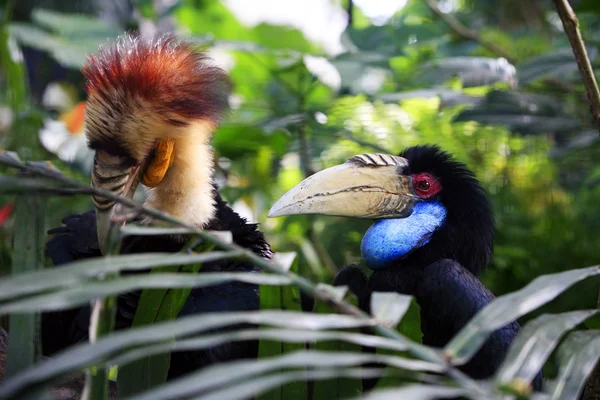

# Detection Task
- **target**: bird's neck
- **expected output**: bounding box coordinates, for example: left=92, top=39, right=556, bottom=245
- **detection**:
left=144, top=122, right=216, bottom=227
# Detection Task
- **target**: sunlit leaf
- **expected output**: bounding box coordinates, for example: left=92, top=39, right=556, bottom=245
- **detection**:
left=360, top=384, right=468, bottom=400
left=126, top=350, right=439, bottom=400
left=271, top=252, right=297, bottom=273
left=549, top=330, right=600, bottom=400
left=0, top=251, right=244, bottom=301
left=371, top=292, right=413, bottom=328
left=0, top=311, right=375, bottom=399
left=418, top=57, right=517, bottom=88
left=109, top=328, right=410, bottom=369
left=190, top=368, right=384, bottom=400
left=496, top=310, right=598, bottom=385
left=444, top=265, right=600, bottom=365
left=0, top=272, right=291, bottom=313
left=518, top=47, right=599, bottom=85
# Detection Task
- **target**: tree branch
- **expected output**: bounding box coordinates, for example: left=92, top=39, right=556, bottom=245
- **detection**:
left=424, top=0, right=516, bottom=64
left=553, top=0, right=600, bottom=135
left=553, top=3, right=600, bottom=399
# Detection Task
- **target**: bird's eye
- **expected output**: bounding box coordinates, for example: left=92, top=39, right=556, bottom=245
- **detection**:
left=412, top=173, right=441, bottom=199
left=417, top=180, right=430, bottom=191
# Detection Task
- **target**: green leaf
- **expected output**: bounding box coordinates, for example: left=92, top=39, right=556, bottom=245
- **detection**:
left=0, top=175, right=65, bottom=193
left=258, top=270, right=284, bottom=400
left=496, top=310, right=598, bottom=386
left=125, top=351, right=438, bottom=400
left=312, top=292, right=362, bottom=399
left=453, top=89, right=579, bottom=135
left=0, top=251, right=244, bottom=301
left=0, top=27, right=28, bottom=111
left=374, top=298, right=422, bottom=390
left=0, top=311, right=375, bottom=399
left=418, top=57, right=517, bottom=88
left=8, top=9, right=121, bottom=69
left=0, top=272, right=292, bottom=314
left=550, top=330, right=600, bottom=399
left=190, top=368, right=384, bottom=400
left=362, top=384, right=467, bottom=400
left=370, top=292, right=413, bottom=328
left=120, top=225, right=203, bottom=237
left=119, top=225, right=234, bottom=244
left=278, top=254, right=307, bottom=400
left=213, top=124, right=290, bottom=159
left=30, top=9, right=120, bottom=38
left=117, top=262, right=204, bottom=396
left=444, top=265, right=600, bottom=365
left=518, top=47, right=598, bottom=85
left=108, top=328, right=411, bottom=369
left=6, top=191, right=47, bottom=377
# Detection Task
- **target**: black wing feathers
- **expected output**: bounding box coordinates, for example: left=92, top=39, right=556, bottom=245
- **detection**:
left=42, top=190, right=270, bottom=378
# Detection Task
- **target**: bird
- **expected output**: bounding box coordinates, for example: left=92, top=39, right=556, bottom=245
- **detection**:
left=268, top=145, right=542, bottom=390
left=41, top=33, right=272, bottom=381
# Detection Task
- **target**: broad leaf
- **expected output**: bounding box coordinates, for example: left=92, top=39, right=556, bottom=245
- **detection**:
left=0, top=311, right=375, bottom=399
left=360, top=385, right=468, bottom=400
left=496, top=310, right=598, bottom=386
left=549, top=330, right=600, bottom=400
left=371, top=292, right=413, bottom=328
left=0, top=251, right=243, bottom=300
left=6, top=191, right=47, bottom=377
left=444, top=265, right=600, bottom=364
left=125, top=350, right=439, bottom=400
left=518, top=47, right=599, bottom=85
left=417, top=57, right=517, bottom=88
left=108, top=328, right=410, bottom=368
left=190, top=368, right=384, bottom=400
left=0, top=272, right=291, bottom=313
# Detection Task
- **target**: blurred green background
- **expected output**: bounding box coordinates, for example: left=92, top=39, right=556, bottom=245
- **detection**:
left=1, top=0, right=600, bottom=323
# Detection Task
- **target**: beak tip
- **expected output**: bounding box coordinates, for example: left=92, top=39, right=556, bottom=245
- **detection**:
left=266, top=207, right=281, bottom=218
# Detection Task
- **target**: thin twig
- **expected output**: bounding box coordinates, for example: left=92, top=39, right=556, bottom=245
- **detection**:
left=424, top=0, right=516, bottom=64
left=553, top=3, right=600, bottom=399
left=553, top=0, right=600, bottom=134
left=0, top=155, right=492, bottom=397
left=346, top=0, right=354, bottom=27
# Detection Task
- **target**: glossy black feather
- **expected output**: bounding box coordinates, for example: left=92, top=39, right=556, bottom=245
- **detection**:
left=333, top=145, right=542, bottom=391
left=42, top=190, right=271, bottom=379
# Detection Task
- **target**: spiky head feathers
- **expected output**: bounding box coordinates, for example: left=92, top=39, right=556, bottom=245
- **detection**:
left=83, top=33, right=231, bottom=163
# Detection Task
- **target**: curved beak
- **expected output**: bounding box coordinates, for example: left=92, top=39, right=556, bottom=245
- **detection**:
left=92, top=157, right=145, bottom=254
left=268, top=153, right=419, bottom=219
left=92, top=138, right=175, bottom=254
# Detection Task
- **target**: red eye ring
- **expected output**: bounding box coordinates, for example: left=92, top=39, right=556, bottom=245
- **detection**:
left=412, top=173, right=441, bottom=199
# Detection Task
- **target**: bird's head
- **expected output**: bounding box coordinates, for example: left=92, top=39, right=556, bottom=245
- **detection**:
left=83, top=33, right=230, bottom=252
left=268, top=145, right=494, bottom=275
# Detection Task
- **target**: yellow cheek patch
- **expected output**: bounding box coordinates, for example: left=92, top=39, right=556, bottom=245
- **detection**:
left=142, top=138, right=175, bottom=187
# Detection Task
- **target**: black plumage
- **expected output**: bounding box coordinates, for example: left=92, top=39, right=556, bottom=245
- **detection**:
left=332, top=145, right=542, bottom=389
left=42, top=188, right=271, bottom=380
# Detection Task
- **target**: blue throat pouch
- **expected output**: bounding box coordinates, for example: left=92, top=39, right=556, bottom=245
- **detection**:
left=360, top=201, right=447, bottom=270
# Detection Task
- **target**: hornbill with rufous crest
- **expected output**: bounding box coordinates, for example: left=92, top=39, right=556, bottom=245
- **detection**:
left=269, top=146, right=542, bottom=390
left=42, top=34, right=272, bottom=380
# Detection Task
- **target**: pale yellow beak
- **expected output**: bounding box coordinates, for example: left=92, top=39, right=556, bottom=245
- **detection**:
left=268, top=153, right=418, bottom=219
left=92, top=138, right=175, bottom=253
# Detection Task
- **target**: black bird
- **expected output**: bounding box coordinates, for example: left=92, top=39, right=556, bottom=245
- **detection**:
left=268, top=146, right=542, bottom=390
left=41, top=34, right=272, bottom=380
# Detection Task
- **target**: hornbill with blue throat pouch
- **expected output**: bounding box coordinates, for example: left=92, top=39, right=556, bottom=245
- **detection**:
left=41, top=34, right=272, bottom=380
left=268, top=146, right=542, bottom=390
